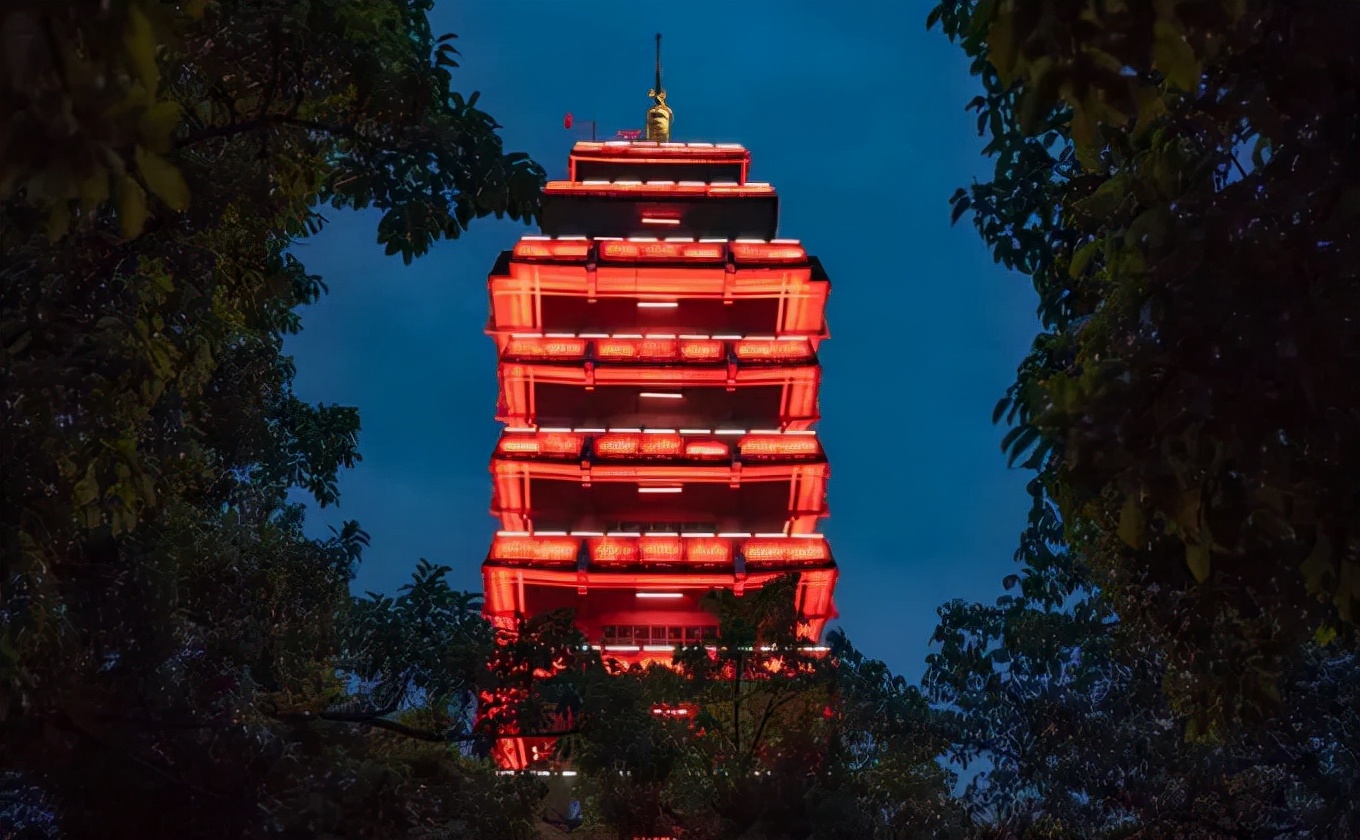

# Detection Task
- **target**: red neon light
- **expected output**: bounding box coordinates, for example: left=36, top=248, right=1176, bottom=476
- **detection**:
left=589, top=537, right=639, bottom=563
left=734, top=339, right=812, bottom=362
left=593, top=435, right=639, bottom=457
left=684, top=441, right=730, bottom=459
left=599, top=240, right=725, bottom=261
left=507, top=238, right=809, bottom=266
left=505, top=337, right=588, bottom=358
left=639, top=537, right=684, bottom=562
left=513, top=239, right=591, bottom=259
left=639, top=434, right=683, bottom=457
left=686, top=538, right=732, bottom=563
left=595, top=339, right=639, bottom=359
left=742, top=538, right=830, bottom=563
left=738, top=435, right=821, bottom=459
left=497, top=432, right=583, bottom=457
left=491, top=536, right=579, bottom=562
left=544, top=181, right=773, bottom=197
left=679, top=340, right=724, bottom=361
left=730, top=241, right=805, bottom=262
left=636, top=339, right=680, bottom=359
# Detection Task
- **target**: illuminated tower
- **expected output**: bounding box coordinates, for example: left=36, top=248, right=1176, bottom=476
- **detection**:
left=482, top=40, right=837, bottom=769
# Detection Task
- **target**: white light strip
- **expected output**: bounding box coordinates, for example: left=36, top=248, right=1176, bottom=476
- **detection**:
left=636, top=592, right=684, bottom=599
left=715, top=429, right=745, bottom=435
left=608, top=427, right=642, bottom=433
left=534, top=530, right=568, bottom=536
left=643, top=644, right=676, bottom=651
left=603, top=645, right=642, bottom=652
left=680, top=428, right=711, bottom=435
left=570, top=530, right=604, bottom=536
left=641, top=217, right=681, bottom=225
left=638, top=486, right=683, bottom=494
left=639, top=392, right=683, bottom=399
left=718, top=532, right=753, bottom=538
left=644, top=333, right=677, bottom=339
left=643, top=428, right=677, bottom=434
left=712, top=333, right=742, bottom=340
left=755, top=532, right=789, bottom=538
left=538, top=426, right=572, bottom=433
left=637, top=301, right=679, bottom=308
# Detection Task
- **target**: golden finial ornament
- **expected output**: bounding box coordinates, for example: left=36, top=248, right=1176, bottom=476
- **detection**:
left=645, top=33, right=672, bottom=142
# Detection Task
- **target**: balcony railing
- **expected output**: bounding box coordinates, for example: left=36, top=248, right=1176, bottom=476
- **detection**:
left=484, top=531, right=834, bottom=571
left=494, top=428, right=823, bottom=464
left=499, top=334, right=816, bottom=365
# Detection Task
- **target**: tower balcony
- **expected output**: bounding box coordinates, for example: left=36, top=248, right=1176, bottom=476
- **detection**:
left=567, top=140, right=751, bottom=184
left=540, top=181, right=778, bottom=239
left=495, top=355, right=821, bottom=430
left=481, top=532, right=838, bottom=642
left=489, top=428, right=828, bottom=533
left=487, top=237, right=829, bottom=339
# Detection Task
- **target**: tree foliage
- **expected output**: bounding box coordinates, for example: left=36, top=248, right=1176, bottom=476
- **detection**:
left=1, top=2, right=543, bottom=836
left=930, top=0, right=1360, bottom=731
left=563, top=579, right=963, bottom=840
left=925, top=483, right=1360, bottom=839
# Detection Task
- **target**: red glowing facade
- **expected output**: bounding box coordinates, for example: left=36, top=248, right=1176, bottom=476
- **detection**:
left=482, top=138, right=838, bottom=768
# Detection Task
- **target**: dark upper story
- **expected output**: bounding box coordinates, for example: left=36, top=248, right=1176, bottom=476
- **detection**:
left=543, top=142, right=777, bottom=239
left=567, top=141, right=751, bottom=183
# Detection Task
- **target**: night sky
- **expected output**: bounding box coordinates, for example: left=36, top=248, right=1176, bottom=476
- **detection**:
left=284, top=0, right=1038, bottom=680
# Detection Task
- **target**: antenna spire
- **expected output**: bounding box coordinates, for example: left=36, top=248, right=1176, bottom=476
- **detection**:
left=644, top=33, right=673, bottom=142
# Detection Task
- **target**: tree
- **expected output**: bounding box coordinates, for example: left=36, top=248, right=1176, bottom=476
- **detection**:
left=929, top=0, right=1360, bottom=731
left=1, top=2, right=544, bottom=836
left=925, top=483, right=1360, bottom=839
left=562, top=579, right=963, bottom=839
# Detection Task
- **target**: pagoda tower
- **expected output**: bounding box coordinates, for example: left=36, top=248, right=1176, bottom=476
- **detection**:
left=481, top=39, right=838, bottom=769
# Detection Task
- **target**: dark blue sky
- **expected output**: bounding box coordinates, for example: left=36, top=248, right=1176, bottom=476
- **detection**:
left=285, top=0, right=1037, bottom=680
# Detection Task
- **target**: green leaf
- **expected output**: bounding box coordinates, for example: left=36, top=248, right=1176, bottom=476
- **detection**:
left=138, top=100, right=182, bottom=153
left=135, top=146, right=190, bottom=211
left=79, top=170, right=110, bottom=212
left=73, top=469, right=100, bottom=507
left=987, top=12, right=1018, bottom=83
left=117, top=175, right=148, bottom=238
left=1185, top=542, right=1210, bottom=583
left=122, top=4, right=159, bottom=91
left=1069, top=241, right=1100, bottom=278
left=1152, top=19, right=1200, bottom=91
left=1118, top=497, right=1144, bottom=548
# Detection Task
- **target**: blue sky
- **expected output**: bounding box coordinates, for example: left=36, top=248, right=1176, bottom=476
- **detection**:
left=285, top=0, right=1037, bottom=680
